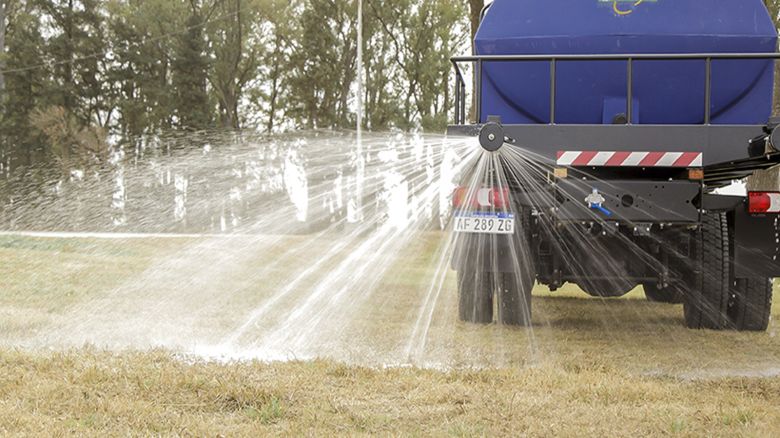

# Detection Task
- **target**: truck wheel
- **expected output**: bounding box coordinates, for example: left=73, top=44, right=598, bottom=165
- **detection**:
left=729, top=278, right=773, bottom=331
left=457, top=271, right=493, bottom=324
left=643, top=283, right=684, bottom=304
left=497, top=270, right=534, bottom=326
left=683, top=213, right=730, bottom=330
left=577, top=279, right=635, bottom=298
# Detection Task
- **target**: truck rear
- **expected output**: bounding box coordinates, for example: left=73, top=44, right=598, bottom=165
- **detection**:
left=448, top=0, right=780, bottom=330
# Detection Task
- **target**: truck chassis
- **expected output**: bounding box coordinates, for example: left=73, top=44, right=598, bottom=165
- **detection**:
left=448, top=52, right=780, bottom=331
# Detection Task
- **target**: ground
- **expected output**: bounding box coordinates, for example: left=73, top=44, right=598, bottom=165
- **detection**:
left=0, top=234, right=778, bottom=436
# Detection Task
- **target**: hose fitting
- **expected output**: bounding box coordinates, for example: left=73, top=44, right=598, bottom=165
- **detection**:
left=585, top=188, right=613, bottom=217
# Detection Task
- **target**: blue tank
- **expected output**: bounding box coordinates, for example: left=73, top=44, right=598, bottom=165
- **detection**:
left=476, top=0, right=778, bottom=125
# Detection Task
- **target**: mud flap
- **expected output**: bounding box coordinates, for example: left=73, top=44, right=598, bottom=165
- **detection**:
left=733, top=206, right=780, bottom=278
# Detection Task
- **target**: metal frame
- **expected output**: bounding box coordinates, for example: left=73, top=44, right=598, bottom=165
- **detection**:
left=555, top=179, right=701, bottom=222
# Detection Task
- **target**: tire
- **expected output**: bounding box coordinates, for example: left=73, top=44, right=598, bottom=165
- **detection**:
left=729, top=278, right=773, bottom=331
left=497, top=209, right=536, bottom=326
left=497, top=270, right=534, bottom=326
left=683, top=213, right=730, bottom=330
left=643, top=283, right=684, bottom=304
left=457, top=271, right=493, bottom=324
left=578, top=279, right=636, bottom=298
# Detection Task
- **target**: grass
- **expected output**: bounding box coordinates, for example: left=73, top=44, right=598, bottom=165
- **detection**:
left=0, top=233, right=778, bottom=435
left=0, top=350, right=778, bottom=436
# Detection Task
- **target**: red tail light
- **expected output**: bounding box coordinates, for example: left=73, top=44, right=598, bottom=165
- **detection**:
left=452, top=187, right=511, bottom=209
left=491, top=188, right=510, bottom=209
left=748, top=191, right=780, bottom=214
left=453, top=187, right=469, bottom=208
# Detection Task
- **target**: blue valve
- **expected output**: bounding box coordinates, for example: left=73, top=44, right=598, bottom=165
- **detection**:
left=585, top=189, right=613, bottom=217
left=591, top=204, right=613, bottom=217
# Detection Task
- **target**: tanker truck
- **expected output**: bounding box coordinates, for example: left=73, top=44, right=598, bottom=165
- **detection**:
left=449, top=0, right=779, bottom=331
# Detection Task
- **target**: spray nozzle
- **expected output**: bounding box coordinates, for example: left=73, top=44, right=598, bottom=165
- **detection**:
left=479, top=122, right=505, bottom=152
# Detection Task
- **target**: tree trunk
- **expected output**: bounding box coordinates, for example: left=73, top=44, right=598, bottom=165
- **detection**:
left=762, top=1, right=780, bottom=112
left=468, top=0, right=484, bottom=49
left=468, top=0, right=484, bottom=123
left=748, top=166, right=780, bottom=191
left=267, top=50, right=281, bottom=133
left=231, top=0, right=242, bottom=129
left=65, top=0, right=74, bottom=112
left=0, top=0, right=6, bottom=94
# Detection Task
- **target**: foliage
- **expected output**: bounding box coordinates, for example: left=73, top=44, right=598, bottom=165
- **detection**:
left=29, top=105, right=107, bottom=170
left=0, top=0, right=469, bottom=170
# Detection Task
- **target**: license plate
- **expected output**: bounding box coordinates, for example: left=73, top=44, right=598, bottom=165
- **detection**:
left=454, top=212, right=515, bottom=234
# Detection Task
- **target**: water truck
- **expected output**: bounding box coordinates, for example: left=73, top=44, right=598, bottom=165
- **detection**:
left=448, top=0, right=779, bottom=330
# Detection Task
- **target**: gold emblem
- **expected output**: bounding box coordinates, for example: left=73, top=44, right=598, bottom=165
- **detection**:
left=613, top=0, right=644, bottom=15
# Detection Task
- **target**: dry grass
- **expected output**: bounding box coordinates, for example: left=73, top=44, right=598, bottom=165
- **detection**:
left=0, top=234, right=778, bottom=436
left=0, top=350, right=778, bottom=436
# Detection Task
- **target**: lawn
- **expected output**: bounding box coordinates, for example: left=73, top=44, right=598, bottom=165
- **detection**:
left=0, top=233, right=778, bottom=436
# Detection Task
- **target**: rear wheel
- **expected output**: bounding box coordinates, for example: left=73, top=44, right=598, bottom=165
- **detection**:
left=729, top=277, right=773, bottom=331
left=683, top=213, right=730, bottom=330
left=643, top=283, right=684, bottom=304
left=497, top=209, right=536, bottom=326
left=457, top=271, right=493, bottom=324
left=497, top=270, right=534, bottom=326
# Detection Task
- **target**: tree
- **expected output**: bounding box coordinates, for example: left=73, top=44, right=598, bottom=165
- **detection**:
left=361, top=2, right=400, bottom=130
left=468, top=0, right=483, bottom=52
left=171, top=0, right=216, bottom=131
left=410, top=0, right=466, bottom=131
left=106, top=0, right=193, bottom=137
left=0, top=0, right=9, bottom=94
left=0, top=1, right=48, bottom=167
left=247, top=0, right=297, bottom=133
left=370, top=0, right=466, bottom=131
left=764, top=1, right=780, bottom=114
left=286, top=0, right=358, bottom=130
left=207, top=0, right=261, bottom=130
left=262, top=18, right=292, bottom=133
left=33, top=0, right=107, bottom=126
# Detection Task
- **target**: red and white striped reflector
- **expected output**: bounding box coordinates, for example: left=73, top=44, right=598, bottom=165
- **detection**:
left=556, top=151, right=703, bottom=168
left=748, top=191, right=780, bottom=214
